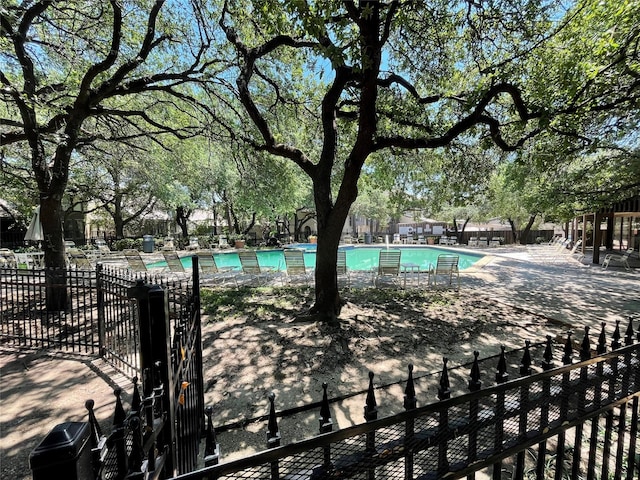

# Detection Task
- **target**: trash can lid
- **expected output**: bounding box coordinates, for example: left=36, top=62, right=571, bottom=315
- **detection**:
left=30, top=422, right=90, bottom=468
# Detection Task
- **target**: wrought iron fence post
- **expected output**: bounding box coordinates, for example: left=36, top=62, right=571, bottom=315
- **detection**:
left=266, top=392, right=281, bottom=480
left=404, top=364, right=416, bottom=480
left=437, top=357, right=451, bottom=478
left=493, top=347, right=508, bottom=480
left=628, top=329, right=639, bottom=480
left=85, top=399, right=106, bottom=478
left=112, top=387, right=128, bottom=479
left=96, top=263, right=106, bottom=356
left=571, top=327, right=591, bottom=480
left=467, top=351, right=481, bottom=480
left=204, top=406, right=220, bottom=467
left=601, top=327, right=618, bottom=480
left=127, top=281, right=176, bottom=477
left=514, top=341, right=532, bottom=480
left=364, top=371, right=378, bottom=480
left=553, top=333, right=573, bottom=478
left=319, top=382, right=333, bottom=475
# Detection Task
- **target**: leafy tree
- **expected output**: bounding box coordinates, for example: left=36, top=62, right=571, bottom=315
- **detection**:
left=220, top=0, right=631, bottom=320
left=1, top=1, right=219, bottom=308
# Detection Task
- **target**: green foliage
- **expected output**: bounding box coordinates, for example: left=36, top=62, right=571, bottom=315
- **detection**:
left=112, top=238, right=142, bottom=251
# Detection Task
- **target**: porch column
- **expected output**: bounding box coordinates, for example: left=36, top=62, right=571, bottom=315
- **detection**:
left=593, top=212, right=603, bottom=264
left=606, top=214, right=614, bottom=250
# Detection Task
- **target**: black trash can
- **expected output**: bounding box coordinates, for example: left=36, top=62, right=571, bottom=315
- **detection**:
left=142, top=234, right=154, bottom=253
left=364, top=232, right=372, bottom=244
left=30, top=422, right=92, bottom=480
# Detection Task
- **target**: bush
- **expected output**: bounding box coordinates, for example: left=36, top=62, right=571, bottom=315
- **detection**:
left=113, top=238, right=142, bottom=251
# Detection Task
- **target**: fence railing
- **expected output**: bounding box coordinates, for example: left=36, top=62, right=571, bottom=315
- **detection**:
left=165, top=322, right=639, bottom=480
left=86, top=262, right=205, bottom=479
left=6, top=261, right=639, bottom=479
left=0, top=267, right=100, bottom=353
left=0, top=264, right=194, bottom=377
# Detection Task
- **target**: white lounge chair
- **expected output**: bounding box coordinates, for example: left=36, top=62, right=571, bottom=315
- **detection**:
left=185, top=237, right=200, bottom=250
left=162, top=250, right=188, bottom=276
left=0, top=249, right=18, bottom=268
left=123, top=249, right=148, bottom=272
left=66, top=248, right=94, bottom=270
left=237, top=250, right=278, bottom=286
left=283, top=249, right=313, bottom=285
left=427, top=254, right=460, bottom=289
left=337, top=250, right=350, bottom=287
left=372, top=250, right=402, bottom=287
left=602, top=248, right=634, bottom=271
left=195, top=251, right=236, bottom=285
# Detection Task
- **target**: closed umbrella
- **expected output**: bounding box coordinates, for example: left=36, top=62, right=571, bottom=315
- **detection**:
left=24, top=206, right=44, bottom=242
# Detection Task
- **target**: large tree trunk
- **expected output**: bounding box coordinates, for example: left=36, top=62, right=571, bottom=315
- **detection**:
left=39, top=182, right=69, bottom=311
left=34, top=124, right=78, bottom=311
left=508, top=218, right=518, bottom=244
left=176, top=206, right=190, bottom=238
left=310, top=207, right=348, bottom=322
left=114, top=194, right=125, bottom=238
left=520, top=214, right=537, bottom=245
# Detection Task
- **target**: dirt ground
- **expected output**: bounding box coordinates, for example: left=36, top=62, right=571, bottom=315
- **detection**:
left=1, top=284, right=568, bottom=478
left=7, top=241, right=637, bottom=478
left=197, top=286, right=568, bottom=461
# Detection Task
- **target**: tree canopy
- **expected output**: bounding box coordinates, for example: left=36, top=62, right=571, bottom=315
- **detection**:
left=1, top=0, right=638, bottom=318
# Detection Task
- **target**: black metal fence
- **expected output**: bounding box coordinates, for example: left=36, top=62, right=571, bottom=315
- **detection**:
left=0, top=264, right=194, bottom=376
left=0, top=267, right=100, bottom=353
left=98, top=264, right=195, bottom=378
left=5, top=261, right=639, bottom=479
left=1, top=261, right=205, bottom=478
left=166, top=323, right=639, bottom=480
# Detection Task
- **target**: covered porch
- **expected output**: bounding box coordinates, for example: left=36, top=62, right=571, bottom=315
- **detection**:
left=571, top=195, right=640, bottom=264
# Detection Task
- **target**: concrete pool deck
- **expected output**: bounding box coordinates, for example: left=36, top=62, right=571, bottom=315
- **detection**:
left=1, top=243, right=638, bottom=479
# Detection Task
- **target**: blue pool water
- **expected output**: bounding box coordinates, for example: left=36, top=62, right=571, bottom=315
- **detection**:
left=150, top=245, right=483, bottom=271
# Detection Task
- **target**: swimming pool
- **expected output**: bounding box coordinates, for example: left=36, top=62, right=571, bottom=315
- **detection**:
left=150, top=245, right=483, bottom=271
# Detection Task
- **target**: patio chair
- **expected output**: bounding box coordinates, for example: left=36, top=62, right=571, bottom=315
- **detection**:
left=237, top=250, right=278, bottom=286
left=66, top=248, right=94, bottom=270
left=337, top=250, right=350, bottom=287
left=195, top=251, right=234, bottom=274
left=602, top=248, right=634, bottom=271
left=123, top=249, right=148, bottom=272
left=0, top=248, right=18, bottom=268
left=468, top=237, right=479, bottom=247
left=427, top=254, right=460, bottom=289
left=195, top=251, right=236, bottom=285
left=185, top=237, right=200, bottom=251
left=372, top=249, right=402, bottom=287
left=161, top=237, right=176, bottom=251
left=219, top=235, right=230, bottom=249
left=552, top=239, right=583, bottom=263
left=478, top=237, right=488, bottom=247
left=162, top=251, right=187, bottom=275
left=489, top=237, right=502, bottom=247
left=283, top=249, right=313, bottom=285
left=94, top=239, right=113, bottom=257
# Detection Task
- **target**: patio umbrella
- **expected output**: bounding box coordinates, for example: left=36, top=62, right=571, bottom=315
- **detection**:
left=24, top=206, right=44, bottom=242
